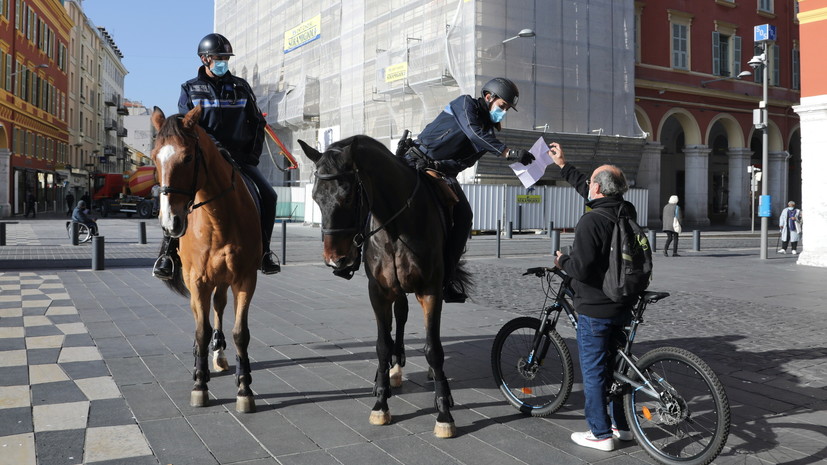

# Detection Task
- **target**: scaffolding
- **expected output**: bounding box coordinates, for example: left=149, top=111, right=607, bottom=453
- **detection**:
left=215, top=0, right=641, bottom=186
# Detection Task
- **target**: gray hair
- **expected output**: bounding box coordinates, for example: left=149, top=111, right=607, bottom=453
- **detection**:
left=593, top=165, right=628, bottom=196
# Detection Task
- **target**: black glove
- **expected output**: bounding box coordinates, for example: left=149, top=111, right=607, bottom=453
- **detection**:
left=508, top=149, right=535, bottom=165
left=415, top=156, right=438, bottom=171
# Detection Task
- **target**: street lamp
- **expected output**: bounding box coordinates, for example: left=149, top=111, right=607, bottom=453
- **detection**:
left=9, top=63, right=48, bottom=77
left=749, top=24, right=774, bottom=260
left=502, top=28, right=535, bottom=44
left=700, top=70, right=752, bottom=87
left=502, top=28, right=537, bottom=127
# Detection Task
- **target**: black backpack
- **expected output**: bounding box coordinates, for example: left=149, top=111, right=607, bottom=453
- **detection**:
left=592, top=204, right=653, bottom=304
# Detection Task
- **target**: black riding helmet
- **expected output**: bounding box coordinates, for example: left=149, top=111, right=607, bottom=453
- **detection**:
left=481, top=77, right=519, bottom=111
left=197, top=33, right=235, bottom=57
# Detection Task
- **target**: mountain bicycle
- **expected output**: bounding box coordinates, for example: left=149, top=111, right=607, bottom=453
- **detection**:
left=491, top=266, right=730, bottom=465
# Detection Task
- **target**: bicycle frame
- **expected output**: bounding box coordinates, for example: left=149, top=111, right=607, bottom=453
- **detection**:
left=530, top=268, right=664, bottom=401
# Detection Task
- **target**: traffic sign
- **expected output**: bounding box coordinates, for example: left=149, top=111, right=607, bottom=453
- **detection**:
left=754, top=24, right=777, bottom=42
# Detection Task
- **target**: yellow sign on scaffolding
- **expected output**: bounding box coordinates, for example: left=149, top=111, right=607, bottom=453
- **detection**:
left=385, top=62, right=408, bottom=83
left=284, top=14, right=321, bottom=53
left=516, top=195, right=542, bottom=204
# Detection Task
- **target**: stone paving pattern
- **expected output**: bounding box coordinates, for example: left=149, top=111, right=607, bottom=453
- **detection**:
left=0, top=216, right=824, bottom=464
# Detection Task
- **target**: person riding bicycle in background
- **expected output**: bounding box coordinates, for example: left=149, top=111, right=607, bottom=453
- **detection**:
left=72, top=200, right=98, bottom=236
left=152, top=33, right=280, bottom=280
left=548, top=142, right=635, bottom=452
left=400, top=77, right=535, bottom=303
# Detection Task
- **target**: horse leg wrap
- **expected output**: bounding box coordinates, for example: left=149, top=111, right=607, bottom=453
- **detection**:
left=433, top=378, right=454, bottom=411
left=372, top=369, right=392, bottom=398
left=193, top=355, right=210, bottom=383
left=391, top=353, right=406, bottom=368
left=235, top=355, right=252, bottom=387
left=209, top=330, right=227, bottom=352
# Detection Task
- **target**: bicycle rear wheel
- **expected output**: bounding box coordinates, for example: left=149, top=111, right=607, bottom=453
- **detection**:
left=491, top=316, right=573, bottom=416
left=624, top=347, right=730, bottom=465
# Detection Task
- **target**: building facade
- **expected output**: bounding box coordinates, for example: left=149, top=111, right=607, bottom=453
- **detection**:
left=634, top=0, right=801, bottom=227
left=0, top=0, right=72, bottom=217
left=62, top=0, right=127, bottom=206
left=214, top=0, right=644, bottom=188
left=794, top=0, right=827, bottom=267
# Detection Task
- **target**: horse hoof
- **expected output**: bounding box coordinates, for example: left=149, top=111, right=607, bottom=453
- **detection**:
left=390, top=364, right=403, bottom=388
left=369, top=409, right=392, bottom=426
left=434, top=421, right=456, bottom=438
left=236, top=395, right=256, bottom=413
left=190, top=390, right=208, bottom=407
left=213, top=352, right=229, bottom=372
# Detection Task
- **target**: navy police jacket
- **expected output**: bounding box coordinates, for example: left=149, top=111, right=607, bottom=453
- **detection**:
left=178, top=66, right=266, bottom=166
left=416, top=95, right=507, bottom=177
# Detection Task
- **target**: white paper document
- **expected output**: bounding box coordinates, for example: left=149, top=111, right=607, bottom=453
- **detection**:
left=510, top=136, right=554, bottom=188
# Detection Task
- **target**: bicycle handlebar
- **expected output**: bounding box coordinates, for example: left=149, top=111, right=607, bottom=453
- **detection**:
left=523, top=266, right=567, bottom=279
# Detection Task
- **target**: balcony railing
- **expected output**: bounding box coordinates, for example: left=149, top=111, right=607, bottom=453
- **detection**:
left=117, top=127, right=128, bottom=138
left=117, top=105, right=129, bottom=115
left=104, top=94, right=117, bottom=106
left=103, top=145, right=116, bottom=156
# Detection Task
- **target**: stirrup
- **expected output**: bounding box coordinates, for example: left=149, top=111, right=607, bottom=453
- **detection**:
left=152, top=255, right=174, bottom=280
left=261, top=251, right=281, bottom=275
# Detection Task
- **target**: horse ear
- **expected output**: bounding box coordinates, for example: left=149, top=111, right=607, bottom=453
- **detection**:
left=151, top=107, right=165, bottom=131
left=182, top=105, right=203, bottom=130
left=298, top=139, right=322, bottom=163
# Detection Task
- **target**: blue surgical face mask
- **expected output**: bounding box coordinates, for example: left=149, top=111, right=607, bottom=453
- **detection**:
left=490, top=106, right=506, bottom=123
left=211, top=60, right=229, bottom=76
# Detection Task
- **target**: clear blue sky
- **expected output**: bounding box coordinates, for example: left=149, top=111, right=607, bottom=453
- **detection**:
left=79, top=0, right=215, bottom=116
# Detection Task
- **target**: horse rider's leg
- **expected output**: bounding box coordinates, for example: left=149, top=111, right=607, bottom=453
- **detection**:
left=368, top=281, right=394, bottom=426
left=390, top=295, right=409, bottom=388
left=417, top=293, right=456, bottom=438
left=210, top=284, right=230, bottom=372
left=240, top=163, right=280, bottom=273
left=190, top=288, right=212, bottom=407
left=231, top=286, right=256, bottom=413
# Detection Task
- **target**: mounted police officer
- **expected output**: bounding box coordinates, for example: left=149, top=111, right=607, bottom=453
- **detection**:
left=153, top=33, right=281, bottom=279
left=403, top=77, right=535, bottom=303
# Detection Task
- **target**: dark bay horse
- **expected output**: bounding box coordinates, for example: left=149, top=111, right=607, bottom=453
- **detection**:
left=150, top=106, right=261, bottom=413
left=299, top=135, right=471, bottom=438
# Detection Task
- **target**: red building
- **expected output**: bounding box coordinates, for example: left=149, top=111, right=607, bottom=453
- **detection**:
left=0, top=0, right=72, bottom=217
left=634, top=0, right=800, bottom=227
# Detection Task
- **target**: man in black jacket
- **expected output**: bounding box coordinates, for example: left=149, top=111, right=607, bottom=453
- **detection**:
left=153, top=33, right=280, bottom=279
left=405, top=77, right=535, bottom=303
left=549, top=142, right=635, bottom=452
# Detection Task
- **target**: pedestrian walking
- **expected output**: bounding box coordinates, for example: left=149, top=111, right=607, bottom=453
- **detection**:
left=65, top=192, right=75, bottom=217
left=778, top=200, right=802, bottom=254
left=662, top=195, right=682, bottom=257
left=24, top=190, right=36, bottom=218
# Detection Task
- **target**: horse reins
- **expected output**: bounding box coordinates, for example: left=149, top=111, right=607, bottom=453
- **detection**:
left=159, top=127, right=237, bottom=213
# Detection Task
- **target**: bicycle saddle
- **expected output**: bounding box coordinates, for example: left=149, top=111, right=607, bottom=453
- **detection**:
left=643, top=291, right=670, bottom=303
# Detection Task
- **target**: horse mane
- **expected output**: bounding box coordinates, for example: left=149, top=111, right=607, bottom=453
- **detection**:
left=157, top=114, right=199, bottom=147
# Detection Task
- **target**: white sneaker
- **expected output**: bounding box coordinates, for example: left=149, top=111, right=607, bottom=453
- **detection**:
left=571, top=431, right=615, bottom=451
left=778, top=249, right=786, bottom=254
left=612, top=426, right=634, bottom=441
left=792, top=250, right=798, bottom=255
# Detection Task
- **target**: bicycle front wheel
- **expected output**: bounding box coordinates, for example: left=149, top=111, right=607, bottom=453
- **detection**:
left=491, top=316, right=573, bottom=416
left=624, top=347, right=730, bottom=465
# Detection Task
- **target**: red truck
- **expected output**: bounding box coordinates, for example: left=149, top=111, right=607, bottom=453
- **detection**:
left=92, top=166, right=159, bottom=218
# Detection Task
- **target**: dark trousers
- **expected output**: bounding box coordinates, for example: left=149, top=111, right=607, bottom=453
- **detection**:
left=24, top=203, right=35, bottom=217
left=239, top=163, right=277, bottom=253
left=781, top=239, right=798, bottom=251
left=445, top=183, right=472, bottom=283
left=664, top=231, right=679, bottom=253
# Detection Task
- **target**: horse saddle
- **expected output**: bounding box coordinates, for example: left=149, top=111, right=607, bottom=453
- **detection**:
left=218, top=148, right=263, bottom=216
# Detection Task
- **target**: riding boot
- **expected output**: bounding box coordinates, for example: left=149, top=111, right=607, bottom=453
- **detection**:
left=152, top=236, right=177, bottom=280
left=261, top=250, right=281, bottom=275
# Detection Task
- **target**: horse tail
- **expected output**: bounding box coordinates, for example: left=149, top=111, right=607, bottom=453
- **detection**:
left=454, top=260, right=474, bottom=296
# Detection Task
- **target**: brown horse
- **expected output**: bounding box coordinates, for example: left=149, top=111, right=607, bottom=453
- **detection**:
left=150, top=106, right=261, bottom=413
left=299, top=135, right=471, bottom=438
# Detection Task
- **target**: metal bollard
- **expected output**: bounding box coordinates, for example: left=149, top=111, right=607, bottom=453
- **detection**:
left=281, top=221, right=287, bottom=265
left=693, top=230, right=701, bottom=251
left=506, top=221, right=513, bottom=239
left=0, top=223, right=5, bottom=246
left=496, top=220, right=501, bottom=258
left=548, top=221, right=554, bottom=237
left=551, top=230, right=560, bottom=255
left=71, top=222, right=79, bottom=246
left=92, top=236, right=105, bottom=270
left=139, top=222, right=147, bottom=244
left=647, top=230, right=657, bottom=253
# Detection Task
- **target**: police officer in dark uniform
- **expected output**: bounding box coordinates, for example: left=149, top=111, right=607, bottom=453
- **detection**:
left=153, top=33, right=280, bottom=279
left=405, top=77, right=534, bottom=303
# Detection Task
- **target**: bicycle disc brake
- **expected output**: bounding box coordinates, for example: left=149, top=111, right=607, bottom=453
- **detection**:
left=656, top=392, right=689, bottom=426
left=516, top=357, right=540, bottom=380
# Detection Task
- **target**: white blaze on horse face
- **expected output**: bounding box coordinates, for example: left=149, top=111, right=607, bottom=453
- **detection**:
left=156, top=144, right=177, bottom=232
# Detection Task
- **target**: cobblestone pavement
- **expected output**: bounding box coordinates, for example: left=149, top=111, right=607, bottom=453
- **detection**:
left=0, top=216, right=825, bottom=464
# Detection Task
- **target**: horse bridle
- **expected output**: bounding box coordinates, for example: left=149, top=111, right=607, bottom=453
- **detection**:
left=315, top=157, right=421, bottom=279
left=159, top=127, right=237, bottom=213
